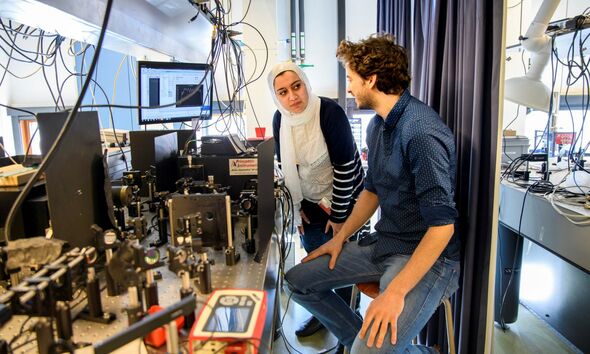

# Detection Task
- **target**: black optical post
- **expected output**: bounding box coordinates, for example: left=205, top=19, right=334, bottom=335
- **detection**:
left=93, top=295, right=196, bottom=354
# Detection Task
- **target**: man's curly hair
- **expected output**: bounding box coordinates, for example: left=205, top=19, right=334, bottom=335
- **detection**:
left=336, top=34, right=410, bottom=95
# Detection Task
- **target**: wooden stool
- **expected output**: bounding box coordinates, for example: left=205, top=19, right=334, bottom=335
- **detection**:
left=347, top=282, right=456, bottom=354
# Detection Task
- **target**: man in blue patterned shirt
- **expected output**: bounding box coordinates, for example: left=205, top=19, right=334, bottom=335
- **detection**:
left=285, top=34, right=461, bottom=353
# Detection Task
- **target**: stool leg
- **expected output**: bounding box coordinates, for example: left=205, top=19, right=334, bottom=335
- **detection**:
left=442, top=298, right=456, bottom=354
left=349, top=285, right=359, bottom=310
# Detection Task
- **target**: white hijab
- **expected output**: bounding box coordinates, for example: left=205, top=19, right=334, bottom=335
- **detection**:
left=267, top=62, right=328, bottom=220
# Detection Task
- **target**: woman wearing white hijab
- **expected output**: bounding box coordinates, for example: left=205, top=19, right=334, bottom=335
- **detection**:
left=268, top=62, right=364, bottom=341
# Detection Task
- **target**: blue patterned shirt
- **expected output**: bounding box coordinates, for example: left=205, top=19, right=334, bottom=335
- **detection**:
left=365, top=90, right=460, bottom=261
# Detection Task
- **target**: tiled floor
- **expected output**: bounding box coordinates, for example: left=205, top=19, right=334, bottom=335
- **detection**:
left=272, top=235, right=582, bottom=354
left=272, top=236, right=343, bottom=354
left=492, top=304, right=581, bottom=354
left=273, top=290, right=341, bottom=354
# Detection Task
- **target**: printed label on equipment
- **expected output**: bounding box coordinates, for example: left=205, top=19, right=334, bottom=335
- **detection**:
left=229, top=159, right=257, bottom=176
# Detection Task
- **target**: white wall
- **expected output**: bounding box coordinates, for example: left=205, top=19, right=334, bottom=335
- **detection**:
left=0, top=111, right=14, bottom=157
left=503, top=0, right=589, bottom=134
left=346, top=0, right=378, bottom=42
left=2, top=36, right=78, bottom=108
left=505, top=0, right=589, bottom=47
left=0, top=30, right=78, bottom=157
left=240, top=0, right=378, bottom=137
left=301, top=0, right=339, bottom=98
left=0, top=57, right=12, bottom=155
left=233, top=0, right=278, bottom=138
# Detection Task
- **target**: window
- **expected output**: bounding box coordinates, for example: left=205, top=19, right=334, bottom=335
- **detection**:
left=19, top=118, right=40, bottom=156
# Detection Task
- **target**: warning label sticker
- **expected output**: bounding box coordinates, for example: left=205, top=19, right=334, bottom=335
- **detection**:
left=229, top=158, right=258, bottom=176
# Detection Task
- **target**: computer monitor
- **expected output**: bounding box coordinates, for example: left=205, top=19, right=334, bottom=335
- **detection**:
left=137, top=61, right=213, bottom=124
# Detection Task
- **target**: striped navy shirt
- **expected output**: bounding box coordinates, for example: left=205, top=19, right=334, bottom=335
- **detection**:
left=273, top=97, right=365, bottom=223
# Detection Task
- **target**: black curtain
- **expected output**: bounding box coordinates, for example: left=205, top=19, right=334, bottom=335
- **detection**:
left=378, top=1, right=503, bottom=353
left=377, top=1, right=412, bottom=60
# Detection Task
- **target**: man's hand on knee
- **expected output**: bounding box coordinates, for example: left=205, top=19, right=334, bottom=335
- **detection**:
left=358, top=291, right=405, bottom=348
left=302, top=237, right=343, bottom=269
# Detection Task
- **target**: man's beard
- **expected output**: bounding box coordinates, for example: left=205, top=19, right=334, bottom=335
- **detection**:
left=355, top=94, right=375, bottom=110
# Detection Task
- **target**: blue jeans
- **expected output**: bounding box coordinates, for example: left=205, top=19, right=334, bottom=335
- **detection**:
left=301, top=222, right=359, bottom=311
left=301, top=222, right=333, bottom=253
left=285, top=241, right=460, bottom=353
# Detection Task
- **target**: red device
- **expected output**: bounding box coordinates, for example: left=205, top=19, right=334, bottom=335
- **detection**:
left=189, top=289, right=267, bottom=354
left=555, top=132, right=575, bottom=145
left=144, top=305, right=185, bottom=347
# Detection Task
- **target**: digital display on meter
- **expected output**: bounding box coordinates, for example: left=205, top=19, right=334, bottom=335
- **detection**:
left=190, top=289, right=267, bottom=354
